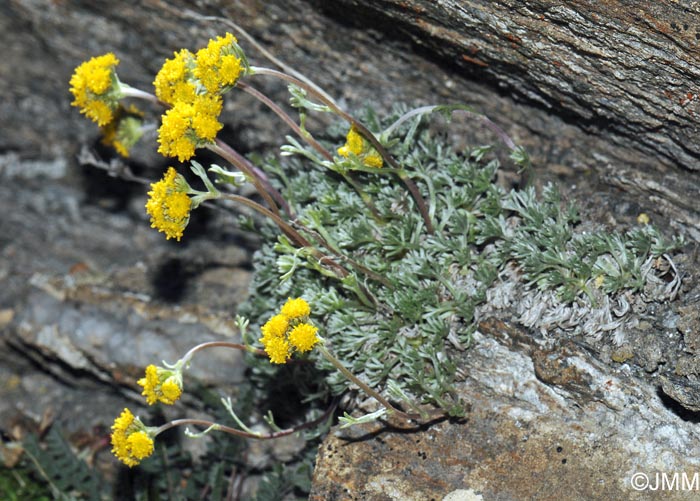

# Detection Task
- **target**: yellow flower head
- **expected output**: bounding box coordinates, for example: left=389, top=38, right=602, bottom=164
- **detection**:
left=160, top=379, right=182, bottom=403
left=259, top=298, right=320, bottom=364
left=261, top=314, right=289, bottom=341
left=280, top=297, right=311, bottom=319
left=138, top=364, right=183, bottom=405
left=126, top=431, right=154, bottom=461
left=157, top=94, right=223, bottom=161
left=337, top=125, right=383, bottom=168
left=194, top=33, right=243, bottom=94
left=111, top=408, right=156, bottom=467
left=145, top=167, right=192, bottom=241
left=154, top=49, right=197, bottom=105
left=262, top=335, right=291, bottom=364
left=337, top=126, right=363, bottom=157
left=288, top=323, right=320, bottom=353
left=69, top=53, right=121, bottom=125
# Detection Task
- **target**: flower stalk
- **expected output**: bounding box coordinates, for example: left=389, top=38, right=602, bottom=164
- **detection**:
left=240, top=81, right=383, bottom=221
left=248, top=66, right=435, bottom=233
left=207, top=140, right=289, bottom=217
left=315, top=341, right=426, bottom=423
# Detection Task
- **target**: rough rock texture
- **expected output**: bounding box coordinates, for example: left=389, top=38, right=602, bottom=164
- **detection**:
left=311, top=313, right=700, bottom=500
left=324, top=0, right=700, bottom=165
left=315, top=0, right=700, bottom=237
left=0, top=163, right=252, bottom=429
left=3, top=0, right=700, bottom=499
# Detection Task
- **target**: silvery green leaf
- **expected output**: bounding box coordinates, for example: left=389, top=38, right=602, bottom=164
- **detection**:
left=208, top=164, right=247, bottom=186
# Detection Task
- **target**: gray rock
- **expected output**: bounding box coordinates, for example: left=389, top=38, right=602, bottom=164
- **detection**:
left=311, top=322, right=700, bottom=500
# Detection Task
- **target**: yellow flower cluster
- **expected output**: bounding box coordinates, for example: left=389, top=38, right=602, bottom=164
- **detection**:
left=111, top=408, right=155, bottom=467
left=154, top=33, right=243, bottom=161
left=260, top=298, right=320, bottom=364
left=280, top=297, right=311, bottom=318
left=157, top=94, right=223, bottom=161
left=145, top=167, right=192, bottom=241
left=69, top=53, right=121, bottom=125
left=138, top=364, right=183, bottom=405
left=110, top=363, right=183, bottom=466
left=337, top=125, right=383, bottom=168
left=154, top=49, right=197, bottom=105
left=337, top=126, right=363, bottom=157
left=194, top=33, right=243, bottom=94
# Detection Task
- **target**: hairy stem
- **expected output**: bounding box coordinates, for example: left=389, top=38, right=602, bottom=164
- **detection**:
left=316, top=341, right=419, bottom=422
left=248, top=66, right=434, bottom=233
left=154, top=398, right=337, bottom=440
left=120, top=85, right=161, bottom=105
left=219, top=193, right=349, bottom=279
left=239, top=82, right=333, bottom=161
left=208, top=141, right=288, bottom=217
left=180, top=341, right=265, bottom=368
left=239, top=82, right=383, bottom=221
left=220, top=193, right=308, bottom=247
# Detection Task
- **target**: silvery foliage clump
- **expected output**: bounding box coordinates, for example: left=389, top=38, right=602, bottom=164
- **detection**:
left=242, top=108, right=683, bottom=416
